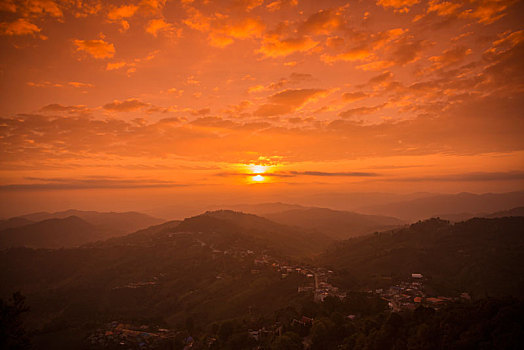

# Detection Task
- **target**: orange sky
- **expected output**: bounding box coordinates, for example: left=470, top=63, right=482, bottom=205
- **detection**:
left=0, top=0, right=523, bottom=216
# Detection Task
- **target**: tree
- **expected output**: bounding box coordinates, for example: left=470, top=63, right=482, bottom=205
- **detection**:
left=0, top=292, right=31, bottom=350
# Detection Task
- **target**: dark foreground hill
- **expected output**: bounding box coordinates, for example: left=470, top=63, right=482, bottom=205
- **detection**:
left=320, top=217, right=524, bottom=298
left=0, top=210, right=330, bottom=349
left=1, top=213, right=523, bottom=349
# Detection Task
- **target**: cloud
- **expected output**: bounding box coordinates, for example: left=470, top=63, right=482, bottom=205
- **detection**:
left=321, top=28, right=407, bottom=64
left=459, top=0, right=516, bottom=24
left=266, top=0, right=298, bottom=12
left=68, top=81, right=94, bottom=88
left=298, top=9, right=344, bottom=35
left=376, top=0, right=420, bottom=12
left=0, top=18, right=41, bottom=36
left=237, top=0, right=265, bottom=11
left=427, top=0, right=463, bottom=17
left=74, top=38, right=115, bottom=59
left=391, top=171, right=524, bottom=182
left=248, top=72, right=315, bottom=93
left=183, top=7, right=264, bottom=47
left=288, top=171, right=379, bottom=177
left=107, top=4, right=139, bottom=20
left=146, top=18, right=177, bottom=37
left=217, top=170, right=379, bottom=178
left=107, top=4, right=139, bottom=31
left=0, top=178, right=185, bottom=191
left=103, top=99, right=149, bottom=112
left=258, top=35, right=319, bottom=58
left=254, top=88, right=328, bottom=116
left=339, top=103, right=387, bottom=119
left=27, top=81, right=93, bottom=89
left=208, top=17, right=265, bottom=47
left=40, top=104, right=90, bottom=115
left=321, top=48, right=372, bottom=63
left=342, top=92, right=369, bottom=102
left=428, top=45, right=472, bottom=71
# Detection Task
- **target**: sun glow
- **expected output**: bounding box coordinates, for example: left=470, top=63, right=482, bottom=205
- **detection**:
left=250, top=164, right=267, bottom=174
left=252, top=174, right=265, bottom=182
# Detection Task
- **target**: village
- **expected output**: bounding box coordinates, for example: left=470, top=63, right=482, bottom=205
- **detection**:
left=372, top=273, right=472, bottom=312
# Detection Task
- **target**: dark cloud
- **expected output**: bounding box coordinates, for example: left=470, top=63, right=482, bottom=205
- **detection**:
left=0, top=178, right=186, bottom=191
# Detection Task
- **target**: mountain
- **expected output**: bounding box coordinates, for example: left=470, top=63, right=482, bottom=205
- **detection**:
left=0, top=217, right=34, bottom=231
left=320, top=217, right=524, bottom=298
left=485, top=206, right=524, bottom=218
left=0, top=210, right=325, bottom=349
left=262, top=207, right=404, bottom=240
left=358, top=191, right=524, bottom=220
left=0, top=216, right=104, bottom=249
left=17, top=209, right=164, bottom=234
left=173, top=210, right=332, bottom=257
left=431, top=206, right=524, bottom=222
left=219, top=202, right=307, bottom=215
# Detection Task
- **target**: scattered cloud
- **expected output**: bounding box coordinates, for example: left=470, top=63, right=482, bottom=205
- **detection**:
left=0, top=18, right=41, bottom=36
left=74, top=38, right=115, bottom=59
left=103, top=99, right=149, bottom=112
left=254, top=88, right=328, bottom=116
left=146, top=18, right=178, bottom=37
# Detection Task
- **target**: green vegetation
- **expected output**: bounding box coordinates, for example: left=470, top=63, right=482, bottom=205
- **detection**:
left=321, top=217, right=524, bottom=297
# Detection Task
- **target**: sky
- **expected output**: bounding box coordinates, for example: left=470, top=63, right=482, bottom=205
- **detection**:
left=0, top=0, right=523, bottom=217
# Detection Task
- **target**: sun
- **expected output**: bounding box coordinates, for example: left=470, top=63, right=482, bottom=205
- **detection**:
left=252, top=174, right=265, bottom=182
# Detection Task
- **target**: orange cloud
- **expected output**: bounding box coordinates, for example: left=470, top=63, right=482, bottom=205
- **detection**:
left=208, top=17, right=265, bottom=47
left=74, top=38, right=115, bottom=59
left=428, top=45, right=472, bottom=71
left=254, top=88, right=328, bottom=116
left=427, top=0, right=463, bottom=16
left=0, top=18, right=41, bottom=36
left=107, top=4, right=139, bottom=20
left=258, top=34, right=318, bottom=57
left=342, top=92, right=369, bottom=102
left=20, top=0, right=63, bottom=18
left=146, top=18, right=177, bottom=37
left=299, top=9, right=344, bottom=35
left=376, top=0, right=420, bottom=12
left=266, top=0, right=298, bottom=12
left=103, top=99, right=149, bottom=112
left=339, top=103, right=387, bottom=119
left=460, top=0, right=516, bottom=24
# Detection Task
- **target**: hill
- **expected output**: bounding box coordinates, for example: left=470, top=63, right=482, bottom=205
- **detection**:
left=0, top=217, right=34, bottom=231
left=320, top=217, right=524, bottom=298
left=358, top=191, right=524, bottom=220
left=262, top=207, right=404, bottom=240
left=220, top=202, right=307, bottom=215
left=17, top=209, right=164, bottom=234
left=174, top=210, right=332, bottom=257
left=485, top=206, right=524, bottom=218
left=0, top=216, right=104, bottom=249
left=0, top=210, right=324, bottom=349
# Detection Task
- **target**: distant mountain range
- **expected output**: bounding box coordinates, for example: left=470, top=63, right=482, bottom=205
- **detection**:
left=262, top=207, right=404, bottom=240
left=97, top=210, right=333, bottom=257
left=0, top=210, right=164, bottom=249
left=357, top=191, right=524, bottom=220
